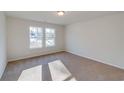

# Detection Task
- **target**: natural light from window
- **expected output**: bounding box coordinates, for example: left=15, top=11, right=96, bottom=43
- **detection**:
left=29, top=27, right=43, bottom=49
left=18, top=65, right=42, bottom=81
left=29, top=27, right=55, bottom=49
left=48, top=60, right=76, bottom=81
left=18, top=60, right=76, bottom=81
left=45, top=28, right=55, bottom=47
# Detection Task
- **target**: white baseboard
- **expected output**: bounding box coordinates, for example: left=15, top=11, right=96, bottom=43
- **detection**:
left=8, top=50, right=65, bottom=62
left=8, top=49, right=124, bottom=70
left=66, top=50, right=124, bottom=70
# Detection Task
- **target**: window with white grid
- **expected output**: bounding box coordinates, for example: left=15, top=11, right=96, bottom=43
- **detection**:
left=45, top=28, right=55, bottom=47
left=29, top=27, right=43, bottom=49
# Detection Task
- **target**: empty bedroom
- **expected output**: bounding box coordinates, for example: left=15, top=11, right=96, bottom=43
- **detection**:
left=0, top=11, right=124, bottom=81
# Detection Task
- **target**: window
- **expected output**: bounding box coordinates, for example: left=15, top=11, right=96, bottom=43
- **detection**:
left=29, top=27, right=43, bottom=49
left=29, top=27, right=55, bottom=49
left=45, top=28, right=55, bottom=47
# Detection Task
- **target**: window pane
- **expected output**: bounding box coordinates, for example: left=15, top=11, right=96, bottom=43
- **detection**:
left=45, top=28, right=55, bottom=37
left=30, top=27, right=43, bottom=49
left=45, top=28, right=55, bottom=47
left=46, top=38, right=55, bottom=47
left=37, top=28, right=43, bottom=37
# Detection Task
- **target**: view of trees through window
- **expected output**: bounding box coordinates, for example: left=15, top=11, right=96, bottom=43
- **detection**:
left=29, top=26, right=55, bottom=49
left=45, top=28, right=55, bottom=47
left=29, top=27, right=43, bottom=49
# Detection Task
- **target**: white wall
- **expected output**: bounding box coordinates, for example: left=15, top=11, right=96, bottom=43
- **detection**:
left=7, top=17, right=65, bottom=61
left=0, top=12, right=7, bottom=78
left=66, top=13, right=124, bottom=69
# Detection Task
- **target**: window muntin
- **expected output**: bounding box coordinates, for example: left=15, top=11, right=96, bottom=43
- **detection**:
left=29, top=27, right=43, bottom=49
left=45, top=28, right=55, bottom=47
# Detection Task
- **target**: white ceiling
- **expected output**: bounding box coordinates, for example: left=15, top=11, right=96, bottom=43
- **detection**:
left=5, top=11, right=121, bottom=25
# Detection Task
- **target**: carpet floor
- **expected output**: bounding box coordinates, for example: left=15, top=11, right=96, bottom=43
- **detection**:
left=1, top=51, right=124, bottom=81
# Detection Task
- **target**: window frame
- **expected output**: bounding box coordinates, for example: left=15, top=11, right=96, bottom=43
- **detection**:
left=29, top=26, right=43, bottom=49
left=29, top=26, right=56, bottom=49
left=45, top=28, right=56, bottom=47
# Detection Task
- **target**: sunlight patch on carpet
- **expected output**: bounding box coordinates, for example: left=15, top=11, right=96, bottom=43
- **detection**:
left=48, top=60, right=76, bottom=81
left=18, top=65, right=42, bottom=81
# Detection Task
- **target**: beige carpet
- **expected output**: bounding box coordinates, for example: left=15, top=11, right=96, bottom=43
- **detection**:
left=1, top=51, right=124, bottom=81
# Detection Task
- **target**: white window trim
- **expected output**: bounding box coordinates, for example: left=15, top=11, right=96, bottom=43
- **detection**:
left=29, top=26, right=43, bottom=49
left=45, top=28, right=56, bottom=48
left=29, top=26, right=56, bottom=49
